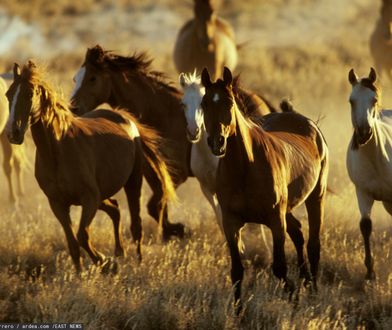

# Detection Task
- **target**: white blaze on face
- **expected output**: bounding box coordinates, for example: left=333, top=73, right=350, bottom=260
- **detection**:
left=213, top=93, right=220, bottom=103
left=350, top=83, right=377, bottom=129
left=5, top=85, right=21, bottom=133
left=182, top=85, right=205, bottom=135
left=70, top=66, right=86, bottom=99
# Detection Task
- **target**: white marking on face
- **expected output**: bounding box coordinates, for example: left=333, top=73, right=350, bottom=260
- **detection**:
left=6, top=85, right=21, bottom=133
left=70, top=66, right=86, bottom=99
left=182, top=85, right=205, bottom=136
left=350, top=83, right=377, bottom=129
left=213, top=93, right=220, bottom=103
left=129, top=121, right=140, bottom=138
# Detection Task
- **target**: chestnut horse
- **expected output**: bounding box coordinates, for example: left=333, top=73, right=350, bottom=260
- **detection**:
left=0, top=77, right=27, bottom=203
left=5, top=61, right=176, bottom=272
left=347, top=68, right=392, bottom=280
left=370, top=0, right=392, bottom=82
left=201, top=67, right=329, bottom=313
left=173, top=0, right=238, bottom=80
left=70, top=45, right=189, bottom=240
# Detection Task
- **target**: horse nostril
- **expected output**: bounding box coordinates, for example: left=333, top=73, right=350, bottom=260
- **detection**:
left=195, top=127, right=200, bottom=135
left=218, top=136, right=224, bottom=146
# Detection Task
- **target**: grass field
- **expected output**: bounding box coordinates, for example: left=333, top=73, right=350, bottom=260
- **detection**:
left=1, top=0, right=392, bottom=329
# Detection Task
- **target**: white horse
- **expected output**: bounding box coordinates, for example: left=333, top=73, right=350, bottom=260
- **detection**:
left=347, top=67, right=392, bottom=279
left=179, top=71, right=271, bottom=257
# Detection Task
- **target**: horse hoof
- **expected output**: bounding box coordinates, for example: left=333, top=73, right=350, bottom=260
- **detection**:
left=100, top=258, right=118, bottom=275
left=114, top=248, right=125, bottom=257
left=365, top=271, right=376, bottom=281
left=162, top=222, right=187, bottom=241
left=284, top=278, right=295, bottom=294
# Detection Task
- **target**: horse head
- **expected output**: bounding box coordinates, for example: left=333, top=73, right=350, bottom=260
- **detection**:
left=348, top=67, right=380, bottom=147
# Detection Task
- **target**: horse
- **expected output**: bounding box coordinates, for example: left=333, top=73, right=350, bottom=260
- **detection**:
left=173, top=0, right=238, bottom=80
left=346, top=67, right=392, bottom=280
left=179, top=70, right=275, bottom=255
left=200, top=67, right=329, bottom=313
left=0, top=76, right=27, bottom=204
left=370, top=0, right=392, bottom=82
left=70, top=45, right=190, bottom=241
left=5, top=61, right=176, bottom=272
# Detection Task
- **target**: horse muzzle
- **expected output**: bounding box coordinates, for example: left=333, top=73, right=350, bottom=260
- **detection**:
left=7, top=129, right=24, bottom=145
left=186, top=127, right=201, bottom=143
left=355, top=127, right=373, bottom=146
left=207, top=135, right=226, bottom=158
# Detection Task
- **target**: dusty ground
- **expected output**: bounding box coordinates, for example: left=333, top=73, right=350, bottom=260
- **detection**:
left=0, top=0, right=392, bottom=329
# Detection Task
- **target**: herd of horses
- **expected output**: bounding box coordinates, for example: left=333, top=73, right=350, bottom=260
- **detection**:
left=1, top=0, right=392, bottom=314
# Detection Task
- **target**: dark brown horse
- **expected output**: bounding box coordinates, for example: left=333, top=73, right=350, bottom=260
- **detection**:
left=201, top=67, right=329, bottom=313
left=5, top=61, right=176, bottom=272
left=370, top=0, right=392, bottom=82
left=70, top=45, right=190, bottom=240
left=173, top=0, right=238, bottom=80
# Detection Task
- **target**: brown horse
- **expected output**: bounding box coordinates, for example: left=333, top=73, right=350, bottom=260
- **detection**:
left=0, top=77, right=27, bottom=203
left=5, top=61, right=176, bottom=272
left=173, top=0, right=238, bottom=80
left=201, top=67, right=329, bottom=313
left=370, top=0, right=392, bottom=82
left=70, top=45, right=189, bottom=240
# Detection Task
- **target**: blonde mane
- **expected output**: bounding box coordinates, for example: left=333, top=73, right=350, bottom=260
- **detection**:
left=22, top=64, right=72, bottom=140
left=232, top=101, right=257, bottom=163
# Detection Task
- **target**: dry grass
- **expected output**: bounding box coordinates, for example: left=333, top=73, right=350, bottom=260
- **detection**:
left=1, top=0, right=392, bottom=328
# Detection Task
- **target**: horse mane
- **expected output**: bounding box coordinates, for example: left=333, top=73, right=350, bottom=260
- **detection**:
left=86, top=45, right=180, bottom=94
left=22, top=63, right=72, bottom=140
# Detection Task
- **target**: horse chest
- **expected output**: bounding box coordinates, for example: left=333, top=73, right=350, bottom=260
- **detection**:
left=347, top=149, right=392, bottom=201
left=190, top=141, right=218, bottom=193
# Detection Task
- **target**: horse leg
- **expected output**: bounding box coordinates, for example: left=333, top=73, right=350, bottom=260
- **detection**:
left=270, top=209, right=291, bottom=289
left=356, top=188, right=375, bottom=280
left=99, top=198, right=124, bottom=257
left=123, top=157, right=143, bottom=261
left=77, top=198, right=105, bottom=265
left=144, top=166, right=185, bottom=240
left=0, top=133, right=16, bottom=203
left=13, top=146, right=25, bottom=196
left=304, top=181, right=327, bottom=291
left=286, top=213, right=310, bottom=282
left=199, top=183, right=223, bottom=231
left=48, top=199, right=81, bottom=272
left=222, top=211, right=244, bottom=315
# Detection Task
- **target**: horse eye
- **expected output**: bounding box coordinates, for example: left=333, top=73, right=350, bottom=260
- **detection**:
left=89, top=76, right=97, bottom=83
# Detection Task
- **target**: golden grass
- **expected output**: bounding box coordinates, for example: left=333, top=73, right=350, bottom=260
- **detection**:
left=1, top=0, right=392, bottom=328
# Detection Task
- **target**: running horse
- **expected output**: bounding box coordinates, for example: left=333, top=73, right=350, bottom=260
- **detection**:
left=173, top=0, right=238, bottom=80
left=347, top=68, right=392, bottom=280
left=5, top=61, right=176, bottom=271
left=370, top=0, right=392, bottom=82
left=70, top=45, right=189, bottom=240
left=0, top=76, right=27, bottom=203
left=201, top=67, right=329, bottom=313
left=179, top=70, right=275, bottom=255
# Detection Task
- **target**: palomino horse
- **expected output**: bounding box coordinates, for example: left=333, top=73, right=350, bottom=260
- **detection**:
left=347, top=67, right=392, bottom=280
left=70, top=45, right=189, bottom=240
left=5, top=61, right=176, bottom=272
left=179, top=70, right=275, bottom=255
left=201, top=67, right=329, bottom=313
left=173, top=0, right=238, bottom=80
left=0, top=77, right=27, bottom=203
left=370, top=0, right=392, bottom=82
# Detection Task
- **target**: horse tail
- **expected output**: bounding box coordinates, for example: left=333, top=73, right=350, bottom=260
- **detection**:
left=280, top=99, right=295, bottom=113
left=135, top=121, right=177, bottom=204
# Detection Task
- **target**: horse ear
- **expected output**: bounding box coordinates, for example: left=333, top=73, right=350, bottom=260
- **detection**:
left=86, top=45, right=105, bottom=64
left=179, top=73, right=187, bottom=88
left=27, top=60, right=37, bottom=70
left=223, top=67, right=233, bottom=86
left=201, top=68, right=212, bottom=88
left=348, top=69, right=358, bottom=85
left=369, top=67, right=377, bottom=83
left=13, top=63, right=20, bottom=79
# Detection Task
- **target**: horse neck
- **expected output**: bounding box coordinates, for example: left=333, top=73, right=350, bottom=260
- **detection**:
left=229, top=102, right=257, bottom=163
left=108, top=71, right=181, bottom=122
left=30, top=86, right=72, bottom=163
